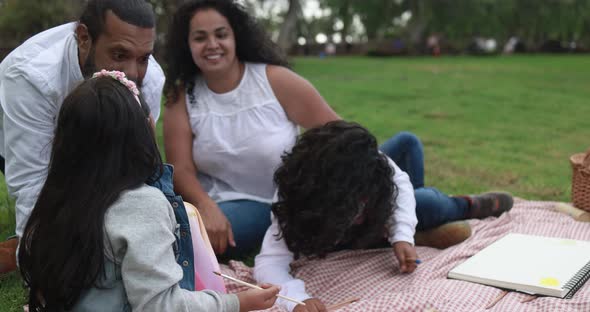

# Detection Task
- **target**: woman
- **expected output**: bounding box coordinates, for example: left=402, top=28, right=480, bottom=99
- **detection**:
left=163, top=0, right=339, bottom=256
left=163, top=0, right=512, bottom=258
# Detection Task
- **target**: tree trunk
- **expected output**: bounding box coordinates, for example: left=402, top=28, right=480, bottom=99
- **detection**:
left=405, top=0, right=430, bottom=53
left=338, top=0, right=352, bottom=40
left=277, top=0, right=301, bottom=54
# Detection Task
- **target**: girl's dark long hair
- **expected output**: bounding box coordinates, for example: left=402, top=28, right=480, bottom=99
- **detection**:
left=164, top=0, right=290, bottom=104
left=272, top=121, right=397, bottom=259
left=18, top=77, right=163, bottom=311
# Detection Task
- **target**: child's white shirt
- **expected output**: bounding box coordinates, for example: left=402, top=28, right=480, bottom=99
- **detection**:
left=253, top=156, right=417, bottom=311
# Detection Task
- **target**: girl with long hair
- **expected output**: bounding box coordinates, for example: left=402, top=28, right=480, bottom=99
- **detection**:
left=18, top=72, right=279, bottom=312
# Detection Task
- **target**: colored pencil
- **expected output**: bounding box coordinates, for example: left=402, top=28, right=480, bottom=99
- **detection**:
left=213, top=271, right=306, bottom=306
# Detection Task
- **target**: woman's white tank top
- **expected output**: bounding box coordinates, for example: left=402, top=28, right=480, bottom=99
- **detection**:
left=186, top=63, right=298, bottom=203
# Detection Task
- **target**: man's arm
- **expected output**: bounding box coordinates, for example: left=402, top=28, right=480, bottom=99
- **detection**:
left=1, top=73, right=57, bottom=237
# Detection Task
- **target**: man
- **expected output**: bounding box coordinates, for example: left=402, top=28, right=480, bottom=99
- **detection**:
left=0, top=0, right=165, bottom=274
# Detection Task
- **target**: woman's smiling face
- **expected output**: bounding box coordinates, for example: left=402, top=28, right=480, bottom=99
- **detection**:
left=188, top=8, right=238, bottom=76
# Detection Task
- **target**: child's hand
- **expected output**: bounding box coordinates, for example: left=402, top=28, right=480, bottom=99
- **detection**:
left=236, top=283, right=280, bottom=312
left=392, top=241, right=418, bottom=273
left=293, top=298, right=327, bottom=312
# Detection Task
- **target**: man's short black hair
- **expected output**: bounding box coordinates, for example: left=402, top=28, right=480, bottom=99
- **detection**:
left=79, top=0, right=155, bottom=40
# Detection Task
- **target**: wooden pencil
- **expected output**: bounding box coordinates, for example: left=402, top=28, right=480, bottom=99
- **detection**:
left=327, top=297, right=360, bottom=311
left=213, top=271, right=306, bottom=306
left=485, top=290, right=509, bottom=309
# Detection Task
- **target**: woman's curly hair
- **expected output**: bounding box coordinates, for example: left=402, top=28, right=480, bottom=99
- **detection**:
left=164, top=0, right=289, bottom=104
left=272, top=120, right=398, bottom=259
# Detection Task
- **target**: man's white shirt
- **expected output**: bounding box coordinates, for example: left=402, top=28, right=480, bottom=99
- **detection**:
left=0, top=22, right=165, bottom=237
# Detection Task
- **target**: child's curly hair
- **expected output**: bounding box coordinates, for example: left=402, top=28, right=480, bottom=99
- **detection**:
left=272, top=120, right=397, bottom=259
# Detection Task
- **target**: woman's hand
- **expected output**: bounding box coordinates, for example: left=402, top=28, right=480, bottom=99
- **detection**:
left=164, top=87, right=236, bottom=253
left=198, top=197, right=235, bottom=255
left=293, top=298, right=327, bottom=312
left=392, top=241, right=418, bottom=273
left=236, top=283, right=280, bottom=312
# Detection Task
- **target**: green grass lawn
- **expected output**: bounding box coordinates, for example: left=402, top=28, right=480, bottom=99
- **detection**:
left=1, top=55, right=589, bottom=311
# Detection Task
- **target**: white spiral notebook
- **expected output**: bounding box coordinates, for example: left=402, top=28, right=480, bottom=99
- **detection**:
left=448, top=233, right=590, bottom=298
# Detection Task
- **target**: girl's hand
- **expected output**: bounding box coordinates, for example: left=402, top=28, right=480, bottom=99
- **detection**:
left=236, top=284, right=280, bottom=312
left=392, top=241, right=418, bottom=273
left=293, top=298, right=326, bottom=312
left=198, top=197, right=235, bottom=255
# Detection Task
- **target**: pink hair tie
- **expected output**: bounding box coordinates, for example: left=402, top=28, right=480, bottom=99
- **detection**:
left=91, top=70, right=141, bottom=105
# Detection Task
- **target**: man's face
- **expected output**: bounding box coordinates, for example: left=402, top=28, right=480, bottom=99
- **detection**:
left=79, top=11, right=155, bottom=87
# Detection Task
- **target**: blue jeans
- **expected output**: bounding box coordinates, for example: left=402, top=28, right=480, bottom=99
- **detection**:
left=380, top=132, right=469, bottom=231
left=218, top=200, right=271, bottom=257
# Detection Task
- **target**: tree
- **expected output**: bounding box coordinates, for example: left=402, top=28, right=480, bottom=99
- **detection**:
left=319, top=0, right=354, bottom=40
left=0, top=0, right=81, bottom=61
left=147, top=0, right=183, bottom=59
left=317, top=0, right=590, bottom=52
left=0, top=0, right=81, bottom=47
left=350, top=0, right=404, bottom=40
left=276, top=0, right=302, bottom=52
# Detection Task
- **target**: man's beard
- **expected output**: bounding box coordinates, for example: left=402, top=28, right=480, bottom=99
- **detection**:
left=81, top=47, right=97, bottom=79
left=80, top=48, right=143, bottom=88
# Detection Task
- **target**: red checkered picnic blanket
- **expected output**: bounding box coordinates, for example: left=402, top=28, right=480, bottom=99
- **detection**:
left=220, top=199, right=590, bottom=312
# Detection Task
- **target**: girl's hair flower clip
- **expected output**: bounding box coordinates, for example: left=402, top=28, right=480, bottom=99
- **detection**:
left=92, top=70, right=141, bottom=105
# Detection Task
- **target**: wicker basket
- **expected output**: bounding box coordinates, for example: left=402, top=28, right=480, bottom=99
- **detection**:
left=570, top=148, right=590, bottom=211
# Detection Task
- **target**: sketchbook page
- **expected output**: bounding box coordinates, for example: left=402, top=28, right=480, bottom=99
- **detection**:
left=448, top=233, right=590, bottom=296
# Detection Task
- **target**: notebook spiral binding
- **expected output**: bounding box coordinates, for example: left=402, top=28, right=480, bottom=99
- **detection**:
left=564, top=260, right=590, bottom=299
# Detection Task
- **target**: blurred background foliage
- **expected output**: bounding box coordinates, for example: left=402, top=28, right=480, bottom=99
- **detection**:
left=2, top=0, right=590, bottom=60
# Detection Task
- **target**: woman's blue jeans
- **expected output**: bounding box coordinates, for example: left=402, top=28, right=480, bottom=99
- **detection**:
left=218, top=200, right=271, bottom=257
left=218, top=131, right=468, bottom=257
left=380, top=132, right=469, bottom=231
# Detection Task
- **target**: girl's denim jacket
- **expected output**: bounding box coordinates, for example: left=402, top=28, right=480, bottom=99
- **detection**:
left=68, top=165, right=196, bottom=311
left=147, top=164, right=196, bottom=290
